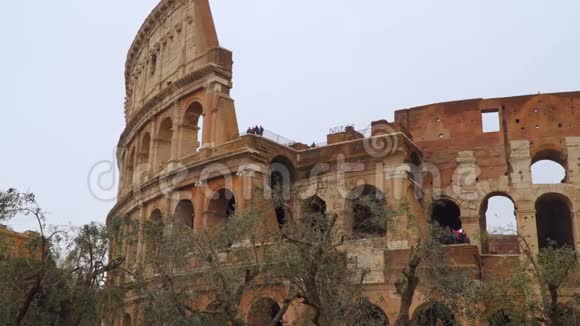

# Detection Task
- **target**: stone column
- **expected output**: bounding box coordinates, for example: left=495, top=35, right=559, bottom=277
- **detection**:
left=509, top=140, right=532, bottom=187
left=516, top=200, right=538, bottom=255
left=452, top=151, right=482, bottom=248
left=565, top=137, right=580, bottom=184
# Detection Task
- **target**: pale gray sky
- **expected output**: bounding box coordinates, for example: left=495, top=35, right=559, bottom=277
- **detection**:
left=1, top=1, right=579, bottom=231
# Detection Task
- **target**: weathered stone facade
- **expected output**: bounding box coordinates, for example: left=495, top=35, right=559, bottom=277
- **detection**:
left=0, top=228, right=41, bottom=260
left=108, top=1, right=579, bottom=324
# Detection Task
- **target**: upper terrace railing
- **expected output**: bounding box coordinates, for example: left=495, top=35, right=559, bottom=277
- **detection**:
left=240, top=129, right=297, bottom=147
left=241, top=124, right=373, bottom=148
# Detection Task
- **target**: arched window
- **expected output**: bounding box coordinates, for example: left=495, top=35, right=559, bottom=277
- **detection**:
left=247, top=298, right=282, bottom=326
left=207, top=188, right=236, bottom=226
left=488, top=309, right=514, bottom=326
left=352, top=299, right=390, bottom=326
left=180, top=102, right=204, bottom=157
left=139, top=132, right=151, bottom=168
left=482, top=194, right=517, bottom=235
left=270, top=156, right=295, bottom=228
left=535, top=193, right=574, bottom=249
left=431, top=199, right=461, bottom=231
left=348, top=185, right=387, bottom=237
left=146, top=209, right=164, bottom=259
left=150, top=209, right=163, bottom=223
left=531, top=150, right=566, bottom=184
left=173, top=200, right=194, bottom=229
left=481, top=194, right=518, bottom=254
left=123, top=313, right=132, bottom=326
left=412, top=302, right=454, bottom=326
left=125, top=148, right=136, bottom=188
left=157, top=117, right=173, bottom=168
left=431, top=199, right=469, bottom=245
left=303, top=196, right=327, bottom=232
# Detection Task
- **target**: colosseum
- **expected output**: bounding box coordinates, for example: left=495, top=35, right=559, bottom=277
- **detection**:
left=108, top=0, right=579, bottom=324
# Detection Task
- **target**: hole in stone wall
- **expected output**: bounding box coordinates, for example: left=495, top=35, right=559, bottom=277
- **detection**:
left=349, top=185, right=387, bottom=237
left=247, top=298, right=282, bottom=326
left=484, top=196, right=517, bottom=235
left=207, top=188, right=236, bottom=226
left=482, top=109, right=500, bottom=133
left=413, top=302, right=454, bottom=326
left=303, top=196, right=327, bottom=232
left=531, top=160, right=566, bottom=184
left=173, top=200, right=194, bottom=229
left=536, top=193, right=574, bottom=249
left=431, top=199, right=461, bottom=231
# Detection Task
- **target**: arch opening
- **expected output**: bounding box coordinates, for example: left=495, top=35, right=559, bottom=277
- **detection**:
left=123, top=313, right=132, bottom=326
left=150, top=209, right=163, bottom=223
left=207, top=188, right=236, bottom=227
left=413, top=302, right=454, bottom=326
left=157, top=117, right=173, bottom=168
left=488, top=309, right=514, bottom=326
left=270, top=156, right=295, bottom=228
left=431, top=199, right=469, bottom=245
left=352, top=299, right=389, bottom=326
left=531, top=150, right=566, bottom=185
left=138, top=133, right=151, bottom=180
left=180, top=102, right=204, bottom=157
left=303, top=196, right=327, bottom=232
left=481, top=194, right=519, bottom=254
left=247, top=298, right=281, bottom=326
left=535, top=193, right=574, bottom=249
left=145, top=209, right=164, bottom=261
left=349, top=185, right=387, bottom=238
left=173, top=200, right=194, bottom=229
left=125, top=148, right=136, bottom=188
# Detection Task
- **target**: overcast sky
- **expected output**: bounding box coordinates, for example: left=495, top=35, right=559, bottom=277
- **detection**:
left=1, top=0, right=579, bottom=231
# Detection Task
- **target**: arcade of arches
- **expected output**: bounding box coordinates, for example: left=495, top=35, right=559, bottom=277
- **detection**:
left=111, top=2, right=580, bottom=324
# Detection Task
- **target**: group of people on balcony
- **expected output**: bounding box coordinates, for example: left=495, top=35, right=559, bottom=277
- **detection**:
left=439, top=228, right=471, bottom=245
left=247, top=126, right=265, bottom=136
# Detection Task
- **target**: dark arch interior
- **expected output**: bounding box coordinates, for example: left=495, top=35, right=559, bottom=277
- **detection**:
left=140, top=133, right=151, bottom=165
left=208, top=189, right=236, bottom=226
left=535, top=193, right=574, bottom=249
left=126, top=148, right=136, bottom=178
left=247, top=298, right=281, bottom=326
left=353, top=301, right=389, bottom=326
left=173, top=200, right=194, bottom=228
left=123, top=314, right=132, bottom=326
left=270, top=156, right=295, bottom=228
left=489, top=309, right=513, bottom=326
left=157, top=118, right=173, bottom=166
left=431, top=199, right=462, bottom=231
left=350, top=185, right=386, bottom=237
left=150, top=209, right=163, bottom=223
left=414, top=302, right=454, bottom=326
left=303, top=196, right=327, bottom=232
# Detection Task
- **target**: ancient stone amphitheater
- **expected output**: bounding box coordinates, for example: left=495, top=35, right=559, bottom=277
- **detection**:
left=108, top=0, right=579, bottom=324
